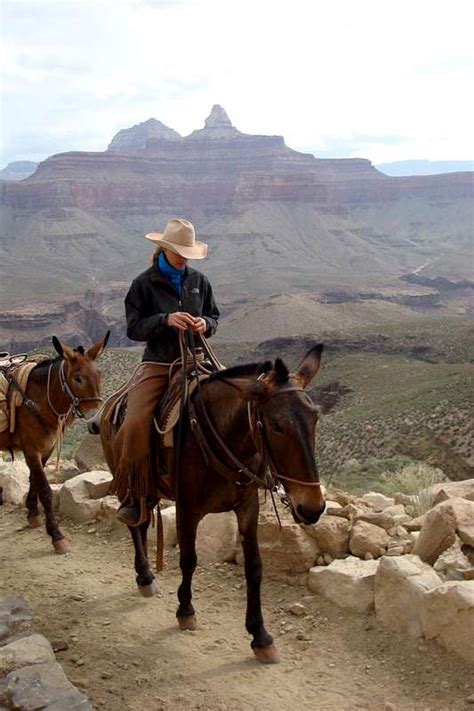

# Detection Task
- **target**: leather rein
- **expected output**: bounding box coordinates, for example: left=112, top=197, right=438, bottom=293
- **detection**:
left=183, top=331, right=322, bottom=492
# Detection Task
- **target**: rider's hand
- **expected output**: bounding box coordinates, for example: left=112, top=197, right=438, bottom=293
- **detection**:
left=167, top=312, right=196, bottom=331
left=192, top=317, right=207, bottom=335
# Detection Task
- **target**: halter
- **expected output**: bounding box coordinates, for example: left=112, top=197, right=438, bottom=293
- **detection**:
left=47, top=360, right=104, bottom=420
left=248, top=387, right=323, bottom=489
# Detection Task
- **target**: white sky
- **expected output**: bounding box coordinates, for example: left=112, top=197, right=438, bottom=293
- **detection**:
left=1, top=0, right=473, bottom=166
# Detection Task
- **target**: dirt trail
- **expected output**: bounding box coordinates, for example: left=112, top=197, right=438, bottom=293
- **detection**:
left=0, top=504, right=472, bottom=711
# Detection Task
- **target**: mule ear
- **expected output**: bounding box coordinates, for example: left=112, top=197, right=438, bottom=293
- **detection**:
left=86, top=330, right=110, bottom=361
left=52, top=336, right=63, bottom=357
left=294, top=343, right=324, bottom=388
left=52, top=337, right=76, bottom=361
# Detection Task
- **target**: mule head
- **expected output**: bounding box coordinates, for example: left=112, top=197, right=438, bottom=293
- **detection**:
left=234, top=344, right=326, bottom=525
left=51, top=331, right=110, bottom=414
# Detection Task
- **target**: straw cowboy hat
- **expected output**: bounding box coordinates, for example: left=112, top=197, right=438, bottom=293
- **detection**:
left=145, top=218, right=208, bottom=259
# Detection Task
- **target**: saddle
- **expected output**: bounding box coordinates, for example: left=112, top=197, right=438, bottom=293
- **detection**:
left=0, top=353, right=47, bottom=434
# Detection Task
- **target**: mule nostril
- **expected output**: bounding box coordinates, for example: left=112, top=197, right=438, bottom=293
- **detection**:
left=297, top=504, right=325, bottom=525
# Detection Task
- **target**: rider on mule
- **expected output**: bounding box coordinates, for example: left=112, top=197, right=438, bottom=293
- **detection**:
left=114, top=218, right=219, bottom=525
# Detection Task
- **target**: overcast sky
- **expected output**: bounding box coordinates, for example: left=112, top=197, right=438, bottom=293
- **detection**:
left=1, top=0, right=473, bottom=167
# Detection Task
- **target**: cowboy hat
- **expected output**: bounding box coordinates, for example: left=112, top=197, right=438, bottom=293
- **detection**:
left=145, top=218, right=207, bottom=259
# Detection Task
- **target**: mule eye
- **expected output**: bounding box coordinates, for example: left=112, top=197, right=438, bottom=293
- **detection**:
left=269, top=421, right=284, bottom=434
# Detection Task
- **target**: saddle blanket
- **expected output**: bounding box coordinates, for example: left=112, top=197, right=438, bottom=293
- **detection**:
left=0, top=359, right=45, bottom=434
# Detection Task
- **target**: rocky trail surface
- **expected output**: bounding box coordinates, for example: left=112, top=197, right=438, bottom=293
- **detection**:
left=0, top=504, right=472, bottom=711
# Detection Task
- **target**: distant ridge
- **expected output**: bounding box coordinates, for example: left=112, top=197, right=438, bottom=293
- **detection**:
left=108, top=117, right=182, bottom=151
left=376, top=160, right=474, bottom=177
left=0, top=161, right=38, bottom=181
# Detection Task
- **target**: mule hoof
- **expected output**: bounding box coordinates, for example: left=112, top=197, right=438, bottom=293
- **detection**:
left=27, top=516, right=41, bottom=528
left=178, top=614, right=198, bottom=631
left=53, top=539, right=70, bottom=554
left=253, top=644, right=280, bottom=664
left=138, top=580, right=161, bottom=597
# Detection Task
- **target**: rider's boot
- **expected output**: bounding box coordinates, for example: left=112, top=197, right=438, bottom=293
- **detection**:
left=116, top=496, right=157, bottom=526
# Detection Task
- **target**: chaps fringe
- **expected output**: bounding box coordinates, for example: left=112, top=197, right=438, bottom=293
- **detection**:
left=110, top=453, right=155, bottom=503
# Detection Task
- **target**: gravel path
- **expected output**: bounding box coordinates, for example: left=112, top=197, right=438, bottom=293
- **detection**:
left=0, top=504, right=472, bottom=710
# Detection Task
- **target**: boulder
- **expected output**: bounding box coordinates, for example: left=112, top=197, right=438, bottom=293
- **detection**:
left=0, top=662, right=92, bottom=710
left=354, top=511, right=395, bottom=531
left=375, top=555, right=442, bottom=637
left=304, top=516, right=350, bottom=558
left=421, top=581, right=474, bottom=663
left=349, top=520, right=390, bottom=558
left=0, top=634, right=55, bottom=675
left=0, top=460, right=30, bottom=505
left=308, top=557, right=379, bottom=612
left=161, top=505, right=178, bottom=548
left=429, top=479, right=474, bottom=507
left=197, top=512, right=238, bottom=564
left=360, top=492, right=395, bottom=512
left=238, top=513, right=320, bottom=575
left=413, top=497, right=474, bottom=564
left=73, top=433, right=109, bottom=472
left=47, top=460, right=81, bottom=484
left=97, top=495, right=120, bottom=526
left=434, top=538, right=472, bottom=579
left=0, top=597, right=32, bottom=645
left=58, top=471, right=112, bottom=523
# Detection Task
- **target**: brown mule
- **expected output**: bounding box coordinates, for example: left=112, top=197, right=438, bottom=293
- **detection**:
left=0, top=333, right=110, bottom=552
left=99, top=344, right=326, bottom=664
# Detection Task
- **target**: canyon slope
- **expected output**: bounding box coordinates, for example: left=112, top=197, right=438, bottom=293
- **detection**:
left=0, top=106, right=472, bottom=349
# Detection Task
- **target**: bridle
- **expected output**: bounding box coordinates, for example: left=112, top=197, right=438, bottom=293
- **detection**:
left=47, top=360, right=104, bottom=420
left=183, top=330, right=322, bottom=493
left=248, top=386, right=323, bottom=489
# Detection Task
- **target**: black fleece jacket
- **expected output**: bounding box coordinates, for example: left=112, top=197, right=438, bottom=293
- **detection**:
left=125, top=264, right=219, bottom=363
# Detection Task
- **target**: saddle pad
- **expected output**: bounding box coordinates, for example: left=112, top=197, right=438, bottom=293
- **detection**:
left=5, top=361, right=39, bottom=434
left=0, top=373, right=8, bottom=433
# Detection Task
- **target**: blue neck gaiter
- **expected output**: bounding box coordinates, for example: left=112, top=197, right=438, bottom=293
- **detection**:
left=157, top=251, right=186, bottom=297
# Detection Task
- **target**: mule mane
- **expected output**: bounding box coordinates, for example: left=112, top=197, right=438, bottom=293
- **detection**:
left=31, top=356, right=62, bottom=374
left=208, top=361, right=272, bottom=383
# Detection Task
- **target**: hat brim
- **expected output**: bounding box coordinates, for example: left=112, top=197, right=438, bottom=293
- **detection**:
left=145, top=233, right=208, bottom=259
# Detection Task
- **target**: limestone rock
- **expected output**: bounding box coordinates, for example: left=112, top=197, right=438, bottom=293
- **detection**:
left=0, top=597, right=32, bottom=645
left=375, top=555, right=442, bottom=636
left=412, top=497, right=474, bottom=564
left=97, top=495, right=120, bottom=526
left=0, top=633, right=55, bottom=675
left=238, top=513, right=319, bottom=575
left=0, top=460, right=30, bottom=505
left=350, top=520, right=390, bottom=558
left=361, top=492, right=395, bottom=512
left=308, top=557, right=379, bottom=613
left=421, top=581, right=474, bottom=663
left=58, top=471, right=112, bottom=522
left=197, top=512, right=238, bottom=564
left=161, top=505, right=177, bottom=548
left=354, top=511, right=395, bottom=531
left=74, top=433, right=109, bottom=472
left=47, top=460, right=81, bottom=484
left=304, top=515, right=350, bottom=558
left=1, top=661, right=92, bottom=710
left=434, top=538, right=472, bottom=579
left=429, top=479, right=474, bottom=507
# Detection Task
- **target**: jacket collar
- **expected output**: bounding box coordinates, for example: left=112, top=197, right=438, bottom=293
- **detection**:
left=147, top=264, right=195, bottom=286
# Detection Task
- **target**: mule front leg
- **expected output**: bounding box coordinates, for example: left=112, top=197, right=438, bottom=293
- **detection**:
left=176, top=510, right=199, bottom=631
left=129, top=520, right=160, bottom=597
left=24, top=454, right=67, bottom=553
left=25, top=474, right=41, bottom=528
left=236, top=494, right=279, bottom=664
